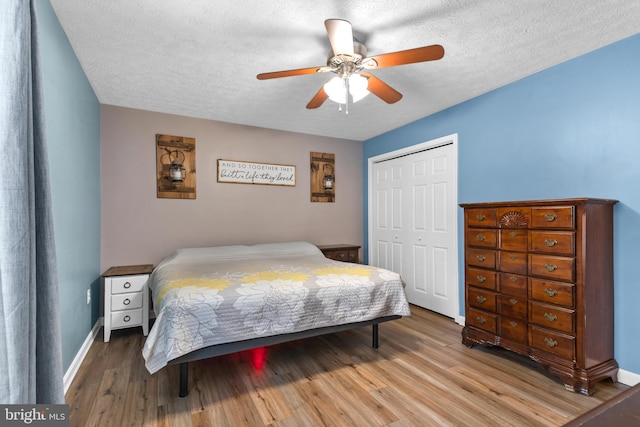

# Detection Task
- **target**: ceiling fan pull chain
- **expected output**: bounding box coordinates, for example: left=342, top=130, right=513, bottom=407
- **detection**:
left=345, top=75, right=350, bottom=115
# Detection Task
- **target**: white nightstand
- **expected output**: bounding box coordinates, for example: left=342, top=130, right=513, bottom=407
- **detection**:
left=102, top=264, right=153, bottom=342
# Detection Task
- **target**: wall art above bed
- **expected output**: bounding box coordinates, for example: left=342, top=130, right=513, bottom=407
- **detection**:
left=156, top=134, right=196, bottom=199
left=217, top=159, right=296, bottom=186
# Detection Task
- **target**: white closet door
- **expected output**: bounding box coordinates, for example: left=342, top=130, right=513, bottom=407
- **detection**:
left=371, top=156, right=405, bottom=275
left=371, top=139, right=457, bottom=318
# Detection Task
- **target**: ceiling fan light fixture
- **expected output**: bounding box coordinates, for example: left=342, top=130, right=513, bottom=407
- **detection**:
left=323, top=74, right=369, bottom=105
left=349, top=73, right=369, bottom=102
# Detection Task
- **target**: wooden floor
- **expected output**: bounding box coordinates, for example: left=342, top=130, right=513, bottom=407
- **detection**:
left=65, top=306, right=628, bottom=426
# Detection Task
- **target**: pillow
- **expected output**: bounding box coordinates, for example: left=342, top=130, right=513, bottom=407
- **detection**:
left=247, top=241, right=323, bottom=257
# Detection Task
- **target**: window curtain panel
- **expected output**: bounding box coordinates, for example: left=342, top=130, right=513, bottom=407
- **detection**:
left=0, top=0, right=64, bottom=404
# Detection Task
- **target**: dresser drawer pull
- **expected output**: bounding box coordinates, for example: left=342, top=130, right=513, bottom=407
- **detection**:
left=476, top=275, right=486, bottom=283
left=123, top=281, right=132, bottom=289
left=509, top=276, right=518, bottom=282
left=476, top=235, right=486, bottom=242
left=509, top=254, right=517, bottom=260
left=510, top=298, right=518, bottom=305
left=476, top=214, right=486, bottom=221
left=476, top=295, right=487, bottom=303
left=509, top=321, right=518, bottom=328
left=123, top=298, right=131, bottom=306
left=544, top=313, right=558, bottom=322
left=509, top=231, right=517, bottom=237
left=544, top=288, right=557, bottom=297
left=476, top=316, right=486, bottom=325
left=544, top=264, right=558, bottom=272
left=543, top=213, right=558, bottom=222
left=544, top=239, right=558, bottom=247
left=476, top=255, right=486, bottom=262
left=544, top=337, right=558, bottom=347
left=123, top=315, right=131, bottom=322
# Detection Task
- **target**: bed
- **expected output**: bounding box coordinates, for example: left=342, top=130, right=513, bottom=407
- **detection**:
left=142, top=241, right=411, bottom=397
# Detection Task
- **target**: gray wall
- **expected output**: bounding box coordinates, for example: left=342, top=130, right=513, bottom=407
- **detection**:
left=101, top=105, right=364, bottom=270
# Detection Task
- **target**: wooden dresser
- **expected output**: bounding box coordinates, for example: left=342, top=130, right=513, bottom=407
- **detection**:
left=460, top=198, right=618, bottom=395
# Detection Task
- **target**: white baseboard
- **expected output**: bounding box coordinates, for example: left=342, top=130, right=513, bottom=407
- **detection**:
left=617, top=369, right=640, bottom=386
left=63, top=318, right=103, bottom=395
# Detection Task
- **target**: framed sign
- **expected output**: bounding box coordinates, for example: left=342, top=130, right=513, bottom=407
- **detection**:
left=217, top=159, right=296, bottom=186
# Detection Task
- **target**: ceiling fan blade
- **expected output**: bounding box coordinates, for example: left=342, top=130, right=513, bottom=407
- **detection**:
left=257, top=66, right=326, bottom=80
left=325, top=19, right=354, bottom=56
left=365, top=44, right=444, bottom=69
left=361, top=72, right=402, bottom=104
left=306, top=87, right=329, bottom=109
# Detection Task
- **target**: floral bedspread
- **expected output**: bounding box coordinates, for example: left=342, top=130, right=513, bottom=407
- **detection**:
left=142, top=242, right=410, bottom=374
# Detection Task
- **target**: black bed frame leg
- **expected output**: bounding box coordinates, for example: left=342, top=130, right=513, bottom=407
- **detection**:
left=179, top=362, right=188, bottom=398
left=372, top=324, right=379, bottom=349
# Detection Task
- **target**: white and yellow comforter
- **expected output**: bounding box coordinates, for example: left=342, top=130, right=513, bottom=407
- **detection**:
left=142, top=242, right=410, bottom=374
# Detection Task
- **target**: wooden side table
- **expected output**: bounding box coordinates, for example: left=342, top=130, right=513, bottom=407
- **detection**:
left=102, top=264, right=153, bottom=342
left=317, top=244, right=361, bottom=263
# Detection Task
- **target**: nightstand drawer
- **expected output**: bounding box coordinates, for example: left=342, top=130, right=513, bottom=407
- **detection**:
left=111, top=309, right=143, bottom=328
left=111, top=275, right=146, bottom=294
left=111, top=292, right=143, bottom=311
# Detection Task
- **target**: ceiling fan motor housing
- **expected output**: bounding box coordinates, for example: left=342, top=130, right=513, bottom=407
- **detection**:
left=327, top=41, right=368, bottom=71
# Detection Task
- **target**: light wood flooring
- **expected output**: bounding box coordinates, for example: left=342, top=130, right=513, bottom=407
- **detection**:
left=65, top=306, right=628, bottom=426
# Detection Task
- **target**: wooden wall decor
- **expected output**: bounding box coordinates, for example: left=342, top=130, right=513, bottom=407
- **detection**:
left=310, top=152, right=335, bottom=203
left=156, top=134, right=196, bottom=199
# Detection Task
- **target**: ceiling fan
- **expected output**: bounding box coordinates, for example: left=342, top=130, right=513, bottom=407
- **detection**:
left=257, top=19, right=445, bottom=113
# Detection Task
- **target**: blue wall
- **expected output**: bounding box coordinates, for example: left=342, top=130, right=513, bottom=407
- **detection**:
left=36, top=0, right=101, bottom=372
left=364, top=34, right=640, bottom=375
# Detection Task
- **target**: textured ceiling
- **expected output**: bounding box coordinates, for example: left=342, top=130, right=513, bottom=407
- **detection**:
left=50, top=1, right=640, bottom=141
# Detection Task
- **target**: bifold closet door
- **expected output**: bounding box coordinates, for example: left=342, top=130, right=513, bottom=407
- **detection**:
left=371, top=143, right=457, bottom=317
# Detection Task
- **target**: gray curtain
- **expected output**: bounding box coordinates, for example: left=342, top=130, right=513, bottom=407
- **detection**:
left=0, top=0, right=64, bottom=404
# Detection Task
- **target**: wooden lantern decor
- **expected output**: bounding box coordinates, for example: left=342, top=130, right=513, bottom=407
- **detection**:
left=310, top=152, right=335, bottom=203
left=156, top=134, right=196, bottom=199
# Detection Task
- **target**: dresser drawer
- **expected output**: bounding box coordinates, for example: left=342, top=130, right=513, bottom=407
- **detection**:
left=500, top=295, right=527, bottom=319
left=529, top=326, right=575, bottom=360
left=111, top=309, right=143, bottom=328
left=497, top=207, right=531, bottom=228
left=530, top=231, right=575, bottom=255
left=529, top=254, right=575, bottom=281
left=468, top=288, right=497, bottom=312
left=500, top=251, right=527, bottom=275
left=111, top=275, right=146, bottom=294
left=500, top=273, right=527, bottom=298
left=531, top=206, right=575, bottom=229
left=466, top=229, right=497, bottom=248
left=467, top=208, right=496, bottom=227
left=529, top=278, right=574, bottom=307
left=501, top=317, right=527, bottom=344
left=111, top=292, right=143, bottom=311
left=529, top=302, right=574, bottom=334
left=500, top=228, right=528, bottom=251
left=466, top=267, right=498, bottom=290
left=466, top=248, right=497, bottom=269
left=467, top=308, right=498, bottom=334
